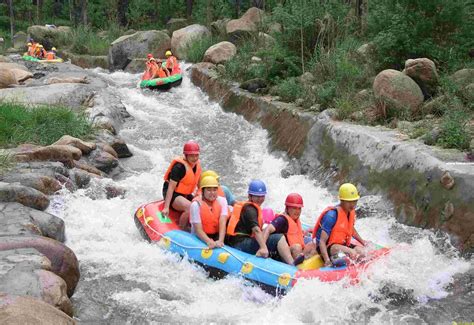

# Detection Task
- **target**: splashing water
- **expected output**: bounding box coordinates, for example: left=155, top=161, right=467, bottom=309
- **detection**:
left=48, top=66, right=472, bottom=324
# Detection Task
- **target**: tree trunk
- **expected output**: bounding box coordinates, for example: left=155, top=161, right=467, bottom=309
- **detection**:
left=152, top=0, right=159, bottom=23
left=252, top=0, right=265, bottom=9
left=117, top=0, right=129, bottom=27
left=235, top=0, right=241, bottom=18
left=206, top=0, right=213, bottom=25
left=81, top=0, right=88, bottom=25
left=185, top=0, right=194, bottom=19
left=8, top=0, right=14, bottom=42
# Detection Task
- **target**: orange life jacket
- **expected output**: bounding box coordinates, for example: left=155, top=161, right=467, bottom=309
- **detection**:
left=278, top=213, right=305, bottom=248
left=192, top=196, right=221, bottom=235
left=163, top=157, right=202, bottom=195
left=29, top=43, right=37, bottom=56
left=156, top=67, right=167, bottom=78
left=312, top=206, right=355, bottom=247
left=45, top=52, right=55, bottom=60
left=226, top=201, right=263, bottom=237
left=166, top=56, right=181, bottom=75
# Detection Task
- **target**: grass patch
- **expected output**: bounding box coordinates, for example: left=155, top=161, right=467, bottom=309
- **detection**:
left=271, top=77, right=303, bottom=102
left=62, top=24, right=123, bottom=56
left=437, top=109, right=471, bottom=150
left=0, top=150, right=13, bottom=175
left=0, top=102, right=93, bottom=147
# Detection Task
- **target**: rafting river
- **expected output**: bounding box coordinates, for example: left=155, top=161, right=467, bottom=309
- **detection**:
left=48, top=66, right=473, bottom=324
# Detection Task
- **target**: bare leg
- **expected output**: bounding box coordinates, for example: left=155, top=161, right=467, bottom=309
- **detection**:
left=277, top=236, right=294, bottom=265
left=329, top=244, right=359, bottom=259
left=303, top=242, right=317, bottom=258
left=171, top=196, right=191, bottom=230
left=290, top=244, right=303, bottom=259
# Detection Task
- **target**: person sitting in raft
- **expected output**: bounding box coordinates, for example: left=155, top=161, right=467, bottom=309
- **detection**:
left=309, top=183, right=369, bottom=267
left=190, top=176, right=229, bottom=249
left=262, top=193, right=306, bottom=265
left=199, top=170, right=236, bottom=206
left=154, top=59, right=170, bottom=78
left=162, top=140, right=202, bottom=230
left=141, top=54, right=155, bottom=80
left=45, top=47, right=57, bottom=60
left=225, top=180, right=296, bottom=265
left=35, top=44, right=46, bottom=59
left=26, top=42, right=34, bottom=56
left=165, top=50, right=180, bottom=75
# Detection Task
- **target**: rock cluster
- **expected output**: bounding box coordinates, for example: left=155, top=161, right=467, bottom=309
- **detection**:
left=0, top=55, right=133, bottom=322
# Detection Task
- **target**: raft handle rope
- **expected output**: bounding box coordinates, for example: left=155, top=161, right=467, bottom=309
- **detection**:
left=141, top=216, right=298, bottom=281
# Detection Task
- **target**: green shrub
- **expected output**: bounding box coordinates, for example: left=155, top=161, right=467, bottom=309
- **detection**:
left=65, top=25, right=119, bottom=55
left=437, top=109, right=471, bottom=150
left=0, top=102, right=93, bottom=147
left=272, top=77, right=303, bottom=102
left=368, top=0, right=473, bottom=70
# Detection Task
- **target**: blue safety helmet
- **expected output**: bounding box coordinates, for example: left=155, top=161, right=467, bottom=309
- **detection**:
left=248, top=179, right=267, bottom=196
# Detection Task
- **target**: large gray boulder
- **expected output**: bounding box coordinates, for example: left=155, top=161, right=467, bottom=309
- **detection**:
left=0, top=293, right=76, bottom=324
left=0, top=236, right=80, bottom=297
left=0, top=83, right=96, bottom=109
left=171, top=24, right=211, bottom=60
left=0, top=173, right=62, bottom=195
left=0, top=202, right=65, bottom=241
left=0, top=249, right=72, bottom=316
left=226, top=7, right=264, bottom=39
left=52, top=135, right=96, bottom=155
left=373, top=69, right=424, bottom=114
left=210, top=18, right=231, bottom=37
left=203, top=41, right=237, bottom=64
left=403, top=58, right=439, bottom=98
left=0, top=69, right=17, bottom=88
left=0, top=182, right=50, bottom=211
left=27, top=25, right=72, bottom=50
left=451, top=68, right=474, bottom=87
left=13, top=31, right=28, bottom=49
left=13, top=144, right=82, bottom=167
left=166, top=18, right=189, bottom=34
left=108, top=30, right=171, bottom=71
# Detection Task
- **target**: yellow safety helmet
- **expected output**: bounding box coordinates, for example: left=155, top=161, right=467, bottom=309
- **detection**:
left=200, top=176, right=219, bottom=189
left=338, top=183, right=360, bottom=201
left=52, top=47, right=57, bottom=51
left=38, top=44, right=43, bottom=48
left=201, top=170, right=219, bottom=181
left=165, top=50, right=172, bottom=56
left=27, top=42, right=32, bottom=46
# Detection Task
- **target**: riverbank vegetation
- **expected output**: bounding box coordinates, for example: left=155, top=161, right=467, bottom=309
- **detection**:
left=1, top=0, right=472, bottom=151
left=0, top=102, right=93, bottom=147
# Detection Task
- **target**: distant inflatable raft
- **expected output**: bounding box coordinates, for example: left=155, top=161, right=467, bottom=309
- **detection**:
left=139, top=73, right=183, bottom=90
left=134, top=200, right=391, bottom=293
left=22, top=55, right=63, bottom=63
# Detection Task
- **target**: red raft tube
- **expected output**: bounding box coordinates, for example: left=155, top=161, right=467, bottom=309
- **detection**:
left=134, top=200, right=391, bottom=293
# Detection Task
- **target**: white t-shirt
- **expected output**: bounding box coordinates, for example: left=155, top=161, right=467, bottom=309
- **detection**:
left=190, top=196, right=228, bottom=234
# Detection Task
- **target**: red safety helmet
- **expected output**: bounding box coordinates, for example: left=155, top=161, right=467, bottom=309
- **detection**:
left=147, top=53, right=153, bottom=59
left=183, top=140, right=200, bottom=155
left=285, top=193, right=304, bottom=208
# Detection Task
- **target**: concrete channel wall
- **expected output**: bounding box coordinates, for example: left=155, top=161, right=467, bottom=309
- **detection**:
left=191, top=63, right=474, bottom=252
